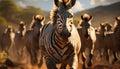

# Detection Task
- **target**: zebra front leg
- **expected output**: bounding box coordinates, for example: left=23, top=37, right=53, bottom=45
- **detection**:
left=45, top=57, right=57, bottom=69
left=27, top=48, right=35, bottom=65
left=84, top=48, right=92, bottom=68
left=68, top=54, right=78, bottom=69
left=60, top=63, right=67, bottom=69
left=78, top=52, right=85, bottom=69
left=38, top=50, right=44, bottom=68
left=112, top=51, right=118, bottom=64
left=33, top=48, right=38, bottom=64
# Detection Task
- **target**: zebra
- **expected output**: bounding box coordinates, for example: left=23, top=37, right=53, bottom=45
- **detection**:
left=24, top=15, right=45, bottom=66
left=0, top=26, right=15, bottom=54
left=77, top=13, right=96, bottom=68
left=106, top=16, right=120, bottom=64
left=93, top=22, right=110, bottom=65
left=14, top=21, right=26, bottom=56
left=39, top=0, right=81, bottom=69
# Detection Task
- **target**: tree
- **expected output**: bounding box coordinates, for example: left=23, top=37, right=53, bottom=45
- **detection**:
left=0, top=0, right=21, bottom=22
left=17, top=6, right=45, bottom=26
left=0, top=16, right=8, bottom=35
left=73, top=17, right=80, bottom=27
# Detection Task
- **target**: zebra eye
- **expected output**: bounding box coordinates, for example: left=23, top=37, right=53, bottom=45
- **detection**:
left=57, top=15, right=59, bottom=18
left=67, top=13, right=73, bottom=18
left=56, top=14, right=61, bottom=18
left=80, top=24, right=83, bottom=26
left=69, top=20, right=73, bottom=24
left=68, top=15, right=73, bottom=18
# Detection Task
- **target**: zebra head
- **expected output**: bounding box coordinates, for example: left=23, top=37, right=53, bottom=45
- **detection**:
left=80, top=13, right=92, bottom=38
left=100, top=23, right=107, bottom=32
left=4, top=26, right=13, bottom=34
left=52, top=0, right=76, bottom=39
left=116, top=16, right=120, bottom=26
left=19, top=21, right=26, bottom=36
left=99, top=22, right=108, bottom=36
left=30, top=15, right=45, bottom=35
left=106, top=23, right=112, bottom=32
left=114, top=16, right=120, bottom=33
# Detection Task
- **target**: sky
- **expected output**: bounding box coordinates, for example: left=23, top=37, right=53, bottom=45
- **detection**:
left=14, top=0, right=120, bottom=13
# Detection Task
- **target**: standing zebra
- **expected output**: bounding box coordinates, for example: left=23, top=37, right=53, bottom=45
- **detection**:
left=106, top=16, right=120, bottom=64
left=24, top=15, right=45, bottom=66
left=39, top=0, right=81, bottom=69
left=14, top=21, right=26, bottom=56
left=0, top=26, right=15, bottom=54
left=93, top=23, right=109, bottom=65
left=77, top=13, right=96, bottom=69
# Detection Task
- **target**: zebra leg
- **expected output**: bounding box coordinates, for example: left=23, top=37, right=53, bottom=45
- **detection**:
left=68, top=54, right=78, bottom=69
left=85, top=53, right=93, bottom=68
left=27, top=48, right=35, bottom=65
left=45, top=57, right=57, bottom=69
left=32, top=48, right=38, bottom=64
left=38, top=51, right=43, bottom=68
left=78, top=52, right=85, bottom=69
left=112, top=51, right=118, bottom=64
left=102, top=48, right=109, bottom=64
left=105, top=49, right=109, bottom=63
left=60, top=63, right=67, bottom=69
left=84, top=48, right=92, bottom=68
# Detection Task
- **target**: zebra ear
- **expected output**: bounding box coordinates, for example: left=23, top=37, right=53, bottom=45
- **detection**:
left=89, top=15, right=92, bottom=20
left=116, top=16, right=120, bottom=20
left=33, top=16, right=36, bottom=20
left=41, top=16, right=45, bottom=21
left=81, top=15, right=84, bottom=20
left=100, top=23, right=102, bottom=26
left=116, top=17, right=117, bottom=20
left=116, top=17, right=119, bottom=20
left=20, top=21, right=26, bottom=25
left=54, top=0, right=59, bottom=7
left=66, top=0, right=76, bottom=9
left=100, top=22, right=106, bottom=27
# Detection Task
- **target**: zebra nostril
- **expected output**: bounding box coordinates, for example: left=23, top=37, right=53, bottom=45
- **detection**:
left=59, top=24, right=62, bottom=27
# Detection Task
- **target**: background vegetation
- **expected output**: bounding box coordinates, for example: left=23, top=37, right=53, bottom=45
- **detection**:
left=0, top=0, right=120, bottom=35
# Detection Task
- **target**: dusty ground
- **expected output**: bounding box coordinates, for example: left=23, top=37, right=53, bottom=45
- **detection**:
left=0, top=60, right=120, bottom=69
left=39, top=56, right=120, bottom=69
left=1, top=47, right=120, bottom=69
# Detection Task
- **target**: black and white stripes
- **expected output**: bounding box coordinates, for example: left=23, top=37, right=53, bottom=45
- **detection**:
left=39, top=0, right=81, bottom=69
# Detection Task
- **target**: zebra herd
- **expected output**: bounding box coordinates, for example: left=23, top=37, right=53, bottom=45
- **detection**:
left=0, top=0, right=120, bottom=69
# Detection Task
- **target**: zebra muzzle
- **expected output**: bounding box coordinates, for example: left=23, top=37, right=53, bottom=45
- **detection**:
left=60, top=29, right=71, bottom=39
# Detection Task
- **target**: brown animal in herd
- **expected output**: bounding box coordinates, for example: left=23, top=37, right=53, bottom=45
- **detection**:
left=93, top=18, right=120, bottom=66
left=24, top=15, right=45, bottom=66
left=77, top=13, right=96, bottom=69
left=38, top=0, right=81, bottom=69
left=93, top=22, right=110, bottom=66
left=14, top=21, right=26, bottom=56
left=0, top=26, right=15, bottom=54
left=105, top=16, right=120, bottom=64
left=113, top=16, right=120, bottom=53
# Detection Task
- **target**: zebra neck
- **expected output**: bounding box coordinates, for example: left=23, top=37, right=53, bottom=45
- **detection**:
left=20, top=31, right=24, bottom=37
left=114, top=28, right=120, bottom=40
left=54, top=31, right=69, bottom=49
left=99, top=31, right=106, bottom=37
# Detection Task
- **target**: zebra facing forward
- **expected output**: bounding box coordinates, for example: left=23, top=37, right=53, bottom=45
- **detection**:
left=39, top=0, right=81, bottom=69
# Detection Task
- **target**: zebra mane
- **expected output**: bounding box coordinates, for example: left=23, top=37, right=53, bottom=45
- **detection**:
left=50, top=6, right=58, bottom=24
left=29, top=15, right=44, bottom=29
left=4, top=26, right=13, bottom=34
left=113, top=16, right=120, bottom=32
left=50, top=0, right=75, bottom=24
left=20, top=21, right=25, bottom=26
